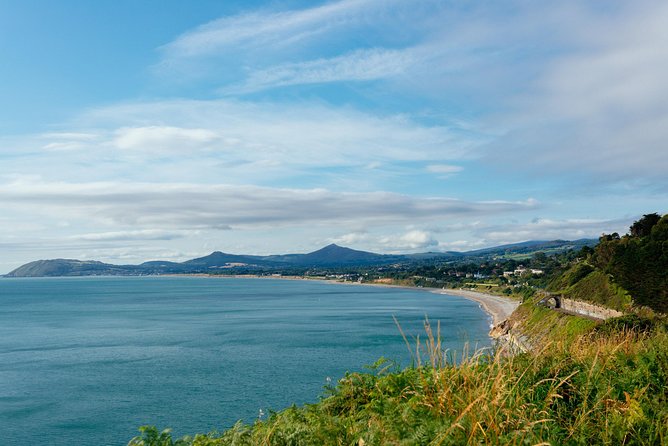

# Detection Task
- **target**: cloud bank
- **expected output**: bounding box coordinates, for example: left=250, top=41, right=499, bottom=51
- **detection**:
left=0, top=180, right=538, bottom=229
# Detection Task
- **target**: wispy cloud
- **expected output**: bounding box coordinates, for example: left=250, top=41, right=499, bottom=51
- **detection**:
left=221, top=47, right=420, bottom=94
left=152, top=0, right=668, bottom=186
left=160, top=0, right=421, bottom=61
left=155, top=0, right=448, bottom=87
left=18, top=99, right=477, bottom=184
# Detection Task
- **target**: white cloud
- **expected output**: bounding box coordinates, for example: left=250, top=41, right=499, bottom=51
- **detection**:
left=330, top=231, right=370, bottom=246
left=0, top=98, right=480, bottom=191
left=332, top=229, right=439, bottom=252
left=382, top=229, right=438, bottom=250
left=114, top=126, right=219, bottom=152
left=68, top=98, right=474, bottom=166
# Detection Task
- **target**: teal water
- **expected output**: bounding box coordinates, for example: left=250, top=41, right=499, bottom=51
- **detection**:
left=0, top=277, right=491, bottom=445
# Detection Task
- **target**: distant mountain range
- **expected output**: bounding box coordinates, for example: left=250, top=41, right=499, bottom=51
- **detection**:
left=4, top=239, right=596, bottom=277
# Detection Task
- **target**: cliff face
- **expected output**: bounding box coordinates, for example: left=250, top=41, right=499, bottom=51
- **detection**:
left=489, top=318, right=531, bottom=353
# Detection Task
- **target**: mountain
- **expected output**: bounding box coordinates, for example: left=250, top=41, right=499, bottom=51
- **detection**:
left=182, top=251, right=264, bottom=267
left=6, top=259, right=135, bottom=277
left=4, top=239, right=594, bottom=277
left=270, top=244, right=387, bottom=265
left=403, top=251, right=463, bottom=261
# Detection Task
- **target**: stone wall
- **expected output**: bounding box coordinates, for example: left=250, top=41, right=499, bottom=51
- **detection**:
left=561, top=298, right=623, bottom=320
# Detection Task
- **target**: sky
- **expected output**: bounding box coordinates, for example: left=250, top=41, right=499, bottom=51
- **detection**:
left=0, top=0, right=666, bottom=273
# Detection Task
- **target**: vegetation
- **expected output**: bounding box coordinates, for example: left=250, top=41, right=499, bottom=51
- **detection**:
left=550, top=213, right=668, bottom=313
left=507, top=298, right=598, bottom=346
left=549, top=269, right=632, bottom=311
left=128, top=214, right=668, bottom=445
left=129, top=314, right=668, bottom=445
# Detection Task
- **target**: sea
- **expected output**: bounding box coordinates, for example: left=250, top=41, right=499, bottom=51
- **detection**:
left=0, top=276, right=492, bottom=445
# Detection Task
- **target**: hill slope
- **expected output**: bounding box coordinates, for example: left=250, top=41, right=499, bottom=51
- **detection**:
left=6, top=259, right=135, bottom=277
left=548, top=213, right=668, bottom=313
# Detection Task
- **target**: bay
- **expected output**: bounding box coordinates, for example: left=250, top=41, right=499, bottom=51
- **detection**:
left=0, top=276, right=491, bottom=445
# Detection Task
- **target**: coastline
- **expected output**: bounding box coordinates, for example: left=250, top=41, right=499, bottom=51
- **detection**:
left=434, top=289, right=519, bottom=326
left=8, top=273, right=519, bottom=330
left=191, top=274, right=520, bottom=328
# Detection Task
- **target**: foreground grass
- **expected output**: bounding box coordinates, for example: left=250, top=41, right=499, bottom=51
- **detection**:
left=130, top=317, right=668, bottom=446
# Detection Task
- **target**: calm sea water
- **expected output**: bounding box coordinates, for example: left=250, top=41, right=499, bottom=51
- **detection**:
left=0, top=276, right=491, bottom=445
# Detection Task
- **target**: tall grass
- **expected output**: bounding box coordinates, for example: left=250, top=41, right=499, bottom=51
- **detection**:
left=129, top=315, right=668, bottom=446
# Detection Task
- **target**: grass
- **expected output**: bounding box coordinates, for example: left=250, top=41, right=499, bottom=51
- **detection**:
left=129, top=313, right=668, bottom=446
left=549, top=266, right=633, bottom=312
left=506, top=299, right=599, bottom=348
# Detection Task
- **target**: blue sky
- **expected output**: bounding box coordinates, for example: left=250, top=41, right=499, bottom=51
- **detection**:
left=1, top=0, right=666, bottom=272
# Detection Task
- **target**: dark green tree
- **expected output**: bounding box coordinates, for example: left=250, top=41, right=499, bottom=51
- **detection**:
left=629, top=212, right=661, bottom=238
left=595, top=213, right=668, bottom=312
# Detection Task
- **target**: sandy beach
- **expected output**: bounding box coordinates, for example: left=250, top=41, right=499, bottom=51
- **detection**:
left=434, top=289, right=520, bottom=326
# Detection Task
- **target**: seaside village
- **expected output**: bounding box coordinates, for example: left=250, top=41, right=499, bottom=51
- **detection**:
left=321, top=263, right=544, bottom=288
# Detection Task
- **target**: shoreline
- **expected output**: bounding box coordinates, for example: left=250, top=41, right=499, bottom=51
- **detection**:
left=5, top=273, right=520, bottom=329
left=183, top=274, right=520, bottom=328
left=433, top=289, right=519, bottom=326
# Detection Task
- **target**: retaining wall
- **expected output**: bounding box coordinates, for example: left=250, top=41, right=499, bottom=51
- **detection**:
left=561, top=298, right=623, bottom=320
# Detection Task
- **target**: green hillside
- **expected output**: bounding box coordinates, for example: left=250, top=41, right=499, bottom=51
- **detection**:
left=549, top=213, right=668, bottom=313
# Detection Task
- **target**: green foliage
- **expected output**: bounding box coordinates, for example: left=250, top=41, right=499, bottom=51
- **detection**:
left=630, top=213, right=662, bottom=238
left=128, top=426, right=189, bottom=446
left=567, top=270, right=631, bottom=311
left=547, top=261, right=594, bottom=291
left=567, top=262, right=595, bottom=286
left=594, top=314, right=664, bottom=336
left=597, top=214, right=668, bottom=312
left=511, top=298, right=597, bottom=345
left=549, top=213, right=667, bottom=313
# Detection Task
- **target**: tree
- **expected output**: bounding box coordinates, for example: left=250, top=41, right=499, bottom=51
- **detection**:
left=629, top=213, right=661, bottom=238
